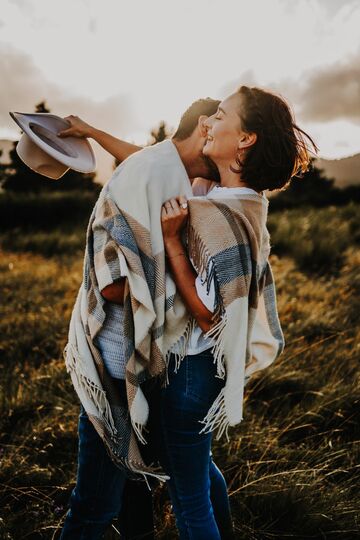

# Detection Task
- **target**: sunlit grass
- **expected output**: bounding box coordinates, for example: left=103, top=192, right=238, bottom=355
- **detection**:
left=0, top=203, right=359, bottom=539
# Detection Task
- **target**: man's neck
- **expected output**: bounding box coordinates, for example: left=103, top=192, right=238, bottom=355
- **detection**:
left=171, top=137, right=199, bottom=182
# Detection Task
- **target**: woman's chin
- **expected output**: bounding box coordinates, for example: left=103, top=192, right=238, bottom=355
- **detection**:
left=202, top=142, right=213, bottom=157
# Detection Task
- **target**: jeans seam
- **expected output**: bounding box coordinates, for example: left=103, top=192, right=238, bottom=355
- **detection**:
left=160, top=405, right=190, bottom=540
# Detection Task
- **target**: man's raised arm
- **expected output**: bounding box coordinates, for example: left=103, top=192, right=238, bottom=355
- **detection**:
left=58, top=115, right=142, bottom=164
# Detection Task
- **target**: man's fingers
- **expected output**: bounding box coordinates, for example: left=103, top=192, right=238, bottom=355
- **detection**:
left=58, top=128, right=71, bottom=138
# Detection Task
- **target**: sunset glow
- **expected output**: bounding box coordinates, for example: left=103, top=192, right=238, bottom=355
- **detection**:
left=1, top=0, right=359, bottom=181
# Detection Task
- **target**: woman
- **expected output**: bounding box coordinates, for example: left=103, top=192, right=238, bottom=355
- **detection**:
left=158, top=86, right=317, bottom=539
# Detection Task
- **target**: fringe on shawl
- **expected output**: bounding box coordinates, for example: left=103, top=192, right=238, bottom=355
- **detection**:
left=107, top=447, right=169, bottom=484
left=204, top=310, right=227, bottom=379
left=188, top=224, right=212, bottom=288
left=187, top=222, right=237, bottom=439
left=164, top=316, right=197, bottom=381
left=64, top=343, right=117, bottom=437
left=65, top=344, right=170, bottom=483
left=188, top=222, right=228, bottom=380
left=199, top=387, right=230, bottom=442
left=131, top=419, right=148, bottom=446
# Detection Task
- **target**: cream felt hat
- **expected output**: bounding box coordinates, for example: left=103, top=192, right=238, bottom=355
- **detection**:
left=9, top=112, right=96, bottom=180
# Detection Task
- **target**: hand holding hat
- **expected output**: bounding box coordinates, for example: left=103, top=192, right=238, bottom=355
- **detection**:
left=58, top=115, right=95, bottom=139
left=9, top=112, right=96, bottom=180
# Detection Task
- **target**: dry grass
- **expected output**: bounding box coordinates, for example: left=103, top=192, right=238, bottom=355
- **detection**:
left=0, top=203, right=359, bottom=539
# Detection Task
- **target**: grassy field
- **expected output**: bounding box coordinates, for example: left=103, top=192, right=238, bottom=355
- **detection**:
left=0, top=196, right=359, bottom=539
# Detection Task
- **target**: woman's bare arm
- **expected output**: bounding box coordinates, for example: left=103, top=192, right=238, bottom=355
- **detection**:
left=58, top=115, right=142, bottom=163
left=161, top=197, right=214, bottom=333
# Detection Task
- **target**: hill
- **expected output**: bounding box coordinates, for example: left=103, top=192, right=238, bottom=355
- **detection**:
left=315, top=153, right=360, bottom=188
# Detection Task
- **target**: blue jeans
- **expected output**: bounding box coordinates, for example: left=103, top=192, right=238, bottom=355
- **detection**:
left=60, top=380, right=156, bottom=540
left=60, top=353, right=233, bottom=540
left=158, top=350, right=233, bottom=540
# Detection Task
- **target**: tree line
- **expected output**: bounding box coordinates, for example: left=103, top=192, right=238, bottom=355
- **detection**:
left=0, top=102, right=358, bottom=208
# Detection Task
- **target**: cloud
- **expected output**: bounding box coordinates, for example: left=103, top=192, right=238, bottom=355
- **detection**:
left=0, top=44, right=136, bottom=134
left=315, top=0, right=359, bottom=17
left=220, top=51, right=360, bottom=127
left=0, top=43, right=138, bottom=181
left=219, top=71, right=259, bottom=98
left=299, top=54, right=360, bottom=123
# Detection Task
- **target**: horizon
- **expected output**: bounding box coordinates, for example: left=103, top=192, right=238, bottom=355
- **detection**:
left=1, top=0, right=359, bottom=182
left=1, top=133, right=359, bottom=186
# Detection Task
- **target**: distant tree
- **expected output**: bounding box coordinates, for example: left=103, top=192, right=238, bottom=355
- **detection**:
left=0, top=149, right=6, bottom=188
left=148, top=121, right=172, bottom=145
left=35, top=100, right=50, bottom=113
left=2, top=102, right=99, bottom=193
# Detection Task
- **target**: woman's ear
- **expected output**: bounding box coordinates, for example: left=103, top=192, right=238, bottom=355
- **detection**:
left=238, top=132, right=257, bottom=150
left=198, top=115, right=209, bottom=137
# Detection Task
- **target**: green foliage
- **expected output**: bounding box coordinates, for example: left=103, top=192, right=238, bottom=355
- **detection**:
left=268, top=203, right=360, bottom=273
left=1, top=142, right=100, bottom=192
left=0, top=191, right=99, bottom=231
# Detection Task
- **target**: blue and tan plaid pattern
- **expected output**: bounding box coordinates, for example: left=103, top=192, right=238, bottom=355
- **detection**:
left=64, top=140, right=284, bottom=478
left=187, top=193, right=285, bottom=438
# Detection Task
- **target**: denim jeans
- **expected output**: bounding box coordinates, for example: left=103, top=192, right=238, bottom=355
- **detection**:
left=60, top=352, right=233, bottom=540
left=60, top=380, right=156, bottom=540
left=158, top=349, right=234, bottom=540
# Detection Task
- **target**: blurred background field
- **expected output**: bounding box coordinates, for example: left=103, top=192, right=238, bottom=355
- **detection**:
left=0, top=142, right=360, bottom=539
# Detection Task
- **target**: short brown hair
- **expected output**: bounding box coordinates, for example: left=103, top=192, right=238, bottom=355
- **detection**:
left=234, top=86, right=318, bottom=191
left=173, top=98, right=220, bottom=141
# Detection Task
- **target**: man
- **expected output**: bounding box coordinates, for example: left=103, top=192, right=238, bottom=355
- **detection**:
left=59, top=98, right=222, bottom=540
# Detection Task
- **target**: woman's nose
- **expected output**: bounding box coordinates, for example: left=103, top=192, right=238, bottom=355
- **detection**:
left=204, top=115, right=214, bottom=129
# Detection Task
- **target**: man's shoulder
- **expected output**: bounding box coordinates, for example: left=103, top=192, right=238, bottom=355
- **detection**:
left=119, top=139, right=177, bottom=171
left=108, top=139, right=186, bottom=190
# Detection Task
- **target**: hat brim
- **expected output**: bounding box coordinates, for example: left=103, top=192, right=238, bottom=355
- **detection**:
left=10, top=112, right=96, bottom=174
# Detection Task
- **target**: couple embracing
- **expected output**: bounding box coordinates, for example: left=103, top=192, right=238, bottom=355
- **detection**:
left=59, top=87, right=316, bottom=539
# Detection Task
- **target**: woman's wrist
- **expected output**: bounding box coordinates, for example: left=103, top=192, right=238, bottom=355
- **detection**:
left=88, top=126, right=101, bottom=140
left=164, top=237, right=184, bottom=254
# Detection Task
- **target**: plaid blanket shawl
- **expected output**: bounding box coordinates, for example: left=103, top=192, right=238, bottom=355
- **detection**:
left=64, top=140, right=284, bottom=479
left=64, top=140, right=193, bottom=479
left=187, top=191, right=284, bottom=439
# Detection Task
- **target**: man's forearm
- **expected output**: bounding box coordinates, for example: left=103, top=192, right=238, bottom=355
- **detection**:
left=164, top=240, right=213, bottom=333
left=89, top=127, right=142, bottom=163
left=101, top=280, right=125, bottom=304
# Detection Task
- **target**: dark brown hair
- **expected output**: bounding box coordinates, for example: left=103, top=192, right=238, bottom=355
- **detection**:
left=233, top=86, right=318, bottom=191
left=173, top=98, right=220, bottom=141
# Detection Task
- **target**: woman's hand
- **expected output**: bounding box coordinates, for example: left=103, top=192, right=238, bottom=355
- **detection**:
left=58, top=115, right=95, bottom=139
left=161, top=196, right=188, bottom=247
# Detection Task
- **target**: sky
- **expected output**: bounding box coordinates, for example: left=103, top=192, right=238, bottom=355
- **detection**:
left=1, top=0, right=359, bottom=181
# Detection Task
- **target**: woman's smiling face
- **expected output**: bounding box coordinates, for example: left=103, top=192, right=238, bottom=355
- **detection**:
left=203, top=93, right=244, bottom=165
